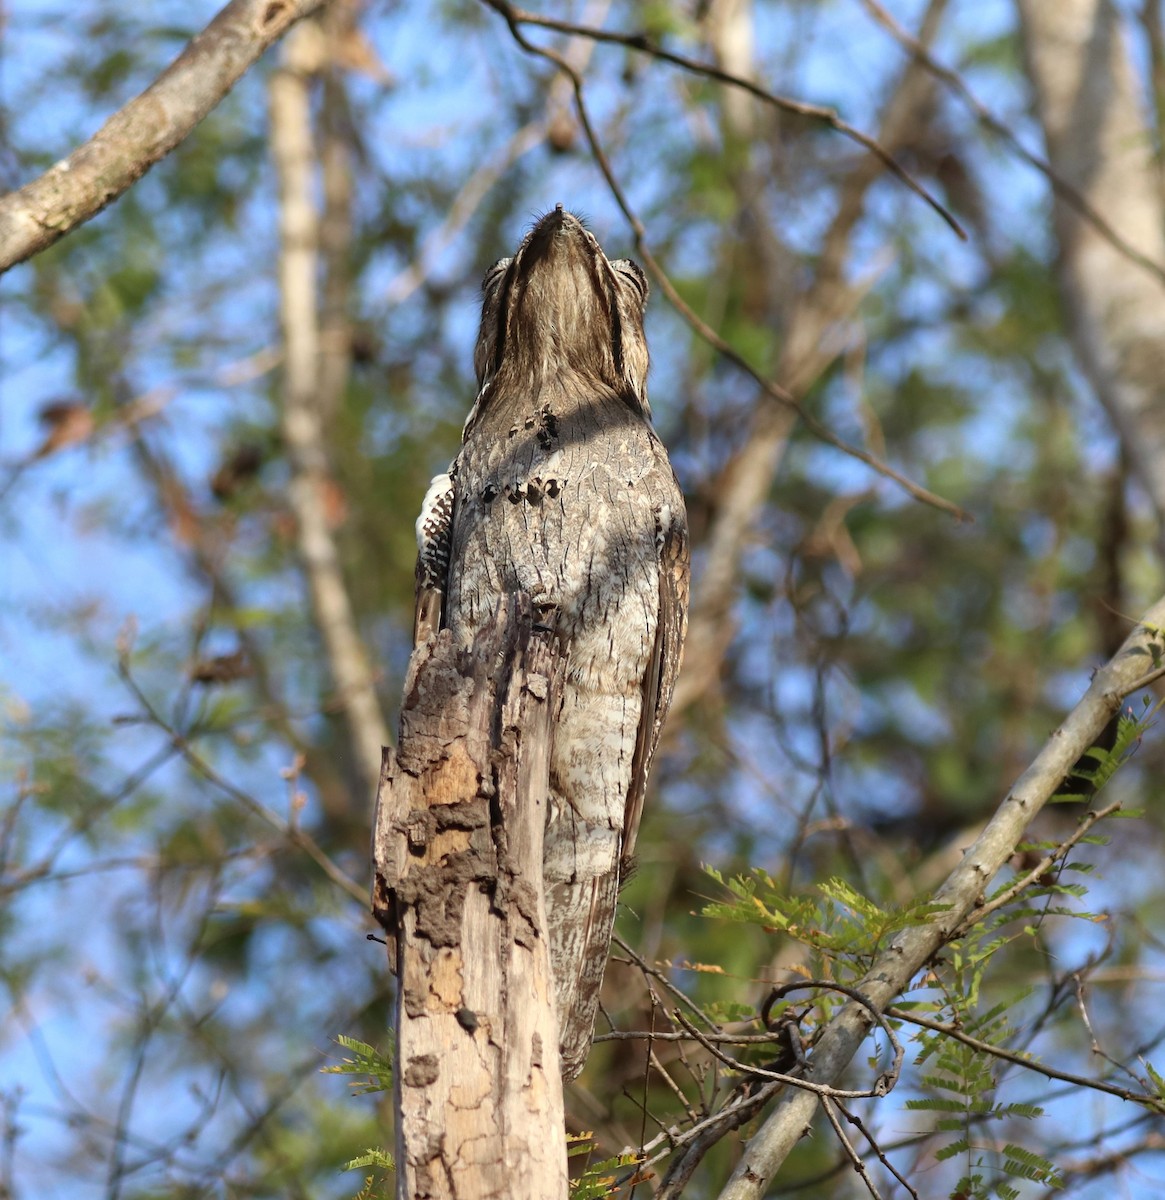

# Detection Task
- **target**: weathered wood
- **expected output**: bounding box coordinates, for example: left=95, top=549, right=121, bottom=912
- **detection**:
left=372, top=595, right=569, bottom=1200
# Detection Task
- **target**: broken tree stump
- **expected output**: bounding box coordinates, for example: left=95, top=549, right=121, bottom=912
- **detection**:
left=371, top=595, right=569, bottom=1200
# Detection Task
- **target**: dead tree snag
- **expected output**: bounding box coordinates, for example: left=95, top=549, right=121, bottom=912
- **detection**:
left=372, top=595, right=569, bottom=1200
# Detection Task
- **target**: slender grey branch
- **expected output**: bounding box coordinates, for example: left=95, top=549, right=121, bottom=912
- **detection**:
left=0, top=0, right=324, bottom=273
left=820, top=1099, right=886, bottom=1200
left=835, top=1100, right=921, bottom=1200
left=715, top=592, right=1165, bottom=1199
left=959, top=799, right=1123, bottom=929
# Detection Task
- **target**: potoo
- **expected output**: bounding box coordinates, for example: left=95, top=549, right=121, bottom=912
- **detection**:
left=413, top=206, right=689, bottom=1080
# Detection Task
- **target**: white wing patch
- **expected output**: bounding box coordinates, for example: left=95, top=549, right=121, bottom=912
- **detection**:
left=413, top=471, right=456, bottom=645
left=415, top=471, right=455, bottom=589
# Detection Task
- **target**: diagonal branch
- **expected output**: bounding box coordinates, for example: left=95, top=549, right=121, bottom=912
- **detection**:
left=715, top=592, right=1165, bottom=1199
left=0, top=0, right=324, bottom=274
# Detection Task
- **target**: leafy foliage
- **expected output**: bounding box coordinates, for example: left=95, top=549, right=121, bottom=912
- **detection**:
left=323, top=1036, right=395, bottom=1096
left=568, top=1136, right=645, bottom=1200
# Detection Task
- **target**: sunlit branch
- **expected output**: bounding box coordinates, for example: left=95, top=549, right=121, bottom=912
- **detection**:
left=715, top=592, right=1165, bottom=1199
left=0, top=0, right=325, bottom=274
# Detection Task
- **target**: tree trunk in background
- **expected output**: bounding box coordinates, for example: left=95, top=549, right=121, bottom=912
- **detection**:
left=372, top=597, right=568, bottom=1200
left=1018, top=0, right=1165, bottom=535
left=270, top=24, right=390, bottom=810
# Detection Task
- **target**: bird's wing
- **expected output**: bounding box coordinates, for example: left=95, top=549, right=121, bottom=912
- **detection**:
left=413, top=468, right=456, bottom=645
left=621, top=493, right=690, bottom=868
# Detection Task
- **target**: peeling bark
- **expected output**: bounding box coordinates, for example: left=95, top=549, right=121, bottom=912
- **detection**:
left=372, top=595, right=569, bottom=1200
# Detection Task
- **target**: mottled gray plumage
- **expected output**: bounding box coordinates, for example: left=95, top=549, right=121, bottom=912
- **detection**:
left=414, top=207, right=689, bottom=1079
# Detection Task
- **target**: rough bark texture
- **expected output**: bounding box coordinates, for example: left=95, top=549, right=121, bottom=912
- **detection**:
left=0, top=0, right=324, bottom=274
left=372, top=596, right=569, bottom=1200
left=1018, top=0, right=1165, bottom=532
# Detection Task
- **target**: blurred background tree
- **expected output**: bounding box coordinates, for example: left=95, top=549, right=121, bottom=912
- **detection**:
left=2, top=0, right=1165, bottom=1196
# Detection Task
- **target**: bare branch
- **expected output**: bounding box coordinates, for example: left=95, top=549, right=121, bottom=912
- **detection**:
left=834, top=1101, right=921, bottom=1200
left=481, top=1, right=966, bottom=240
left=885, top=1005, right=1165, bottom=1113
left=715, top=592, right=1165, bottom=1199
left=0, top=0, right=324, bottom=274
left=819, top=1099, right=887, bottom=1200
left=959, top=798, right=1123, bottom=929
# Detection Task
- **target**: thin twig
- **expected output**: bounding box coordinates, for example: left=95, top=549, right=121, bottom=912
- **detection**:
left=672, top=1009, right=893, bottom=1101
left=654, top=1082, right=780, bottom=1200
left=836, top=1101, right=921, bottom=1200
left=858, top=0, right=1165, bottom=288
left=612, top=934, right=721, bottom=1030
left=959, top=800, right=1122, bottom=929
left=820, top=1098, right=886, bottom=1200
left=885, top=1006, right=1165, bottom=1113
left=480, top=0, right=971, bottom=524
left=481, top=1, right=967, bottom=240
left=1072, top=973, right=1148, bottom=1090
left=1118, top=662, right=1165, bottom=696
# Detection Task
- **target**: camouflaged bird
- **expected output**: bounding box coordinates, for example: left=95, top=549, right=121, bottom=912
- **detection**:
left=413, top=206, right=689, bottom=1080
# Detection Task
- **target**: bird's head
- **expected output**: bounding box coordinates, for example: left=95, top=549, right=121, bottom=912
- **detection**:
left=471, top=206, right=651, bottom=423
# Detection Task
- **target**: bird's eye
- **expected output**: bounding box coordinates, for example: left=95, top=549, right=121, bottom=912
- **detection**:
left=612, top=258, right=648, bottom=299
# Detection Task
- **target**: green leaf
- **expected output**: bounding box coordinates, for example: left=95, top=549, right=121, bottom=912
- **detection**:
left=322, top=1035, right=394, bottom=1095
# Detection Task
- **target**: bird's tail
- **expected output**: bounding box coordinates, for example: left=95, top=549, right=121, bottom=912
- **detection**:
left=543, top=816, right=621, bottom=1081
